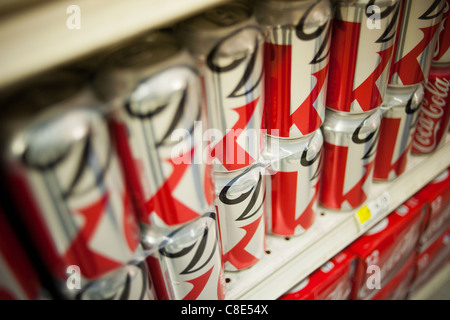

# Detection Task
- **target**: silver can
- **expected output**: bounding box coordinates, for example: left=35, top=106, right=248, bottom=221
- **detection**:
left=95, top=31, right=214, bottom=228
left=177, top=1, right=265, bottom=172
left=253, top=0, right=332, bottom=138
left=0, top=71, right=153, bottom=299
left=373, top=84, right=424, bottom=181
left=141, top=212, right=225, bottom=300
left=214, top=164, right=266, bottom=271
left=264, top=130, right=323, bottom=236
left=319, top=108, right=382, bottom=210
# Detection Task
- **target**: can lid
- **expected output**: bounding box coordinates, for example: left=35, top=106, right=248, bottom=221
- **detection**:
left=180, top=2, right=252, bottom=31
left=105, top=33, right=181, bottom=69
left=94, top=31, right=191, bottom=102
left=1, top=71, right=86, bottom=118
left=20, top=109, right=104, bottom=170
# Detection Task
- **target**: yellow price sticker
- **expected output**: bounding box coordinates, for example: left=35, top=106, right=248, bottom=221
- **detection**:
left=356, top=205, right=372, bottom=224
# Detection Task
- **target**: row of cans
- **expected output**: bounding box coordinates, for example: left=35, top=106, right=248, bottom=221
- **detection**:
left=1, top=0, right=450, bottom=300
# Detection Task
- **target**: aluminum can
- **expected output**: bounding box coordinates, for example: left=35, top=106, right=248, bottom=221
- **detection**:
left=433, top=0, right=450, bottom=64
left=389, top=0, right=445, bottom=87
left=0, top=71, right=153, bottom=299
left=326, top=0, right=401, bottom=113
left=142, top=212, right=225, bottom=300
left=0, top=206, right=43, bottom=300
left=412, top=64, right=450, bottom=153
left=177, top=1, right=265, bottom=172
left=95, top=31, right=214, bottom=228
left=319, top=108, right=382, bottom=210
left=264, top=130, right=323, bottom=236
left=214, top=164, right=266, bottom=271
left=253, top=0, right=332, bottom=138
left=74, top=260, right=155, bottom=300
left=373, top=84, right=424, bottom=180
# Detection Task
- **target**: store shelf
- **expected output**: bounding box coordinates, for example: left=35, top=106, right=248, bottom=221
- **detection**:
left=411, top=262, right=450, bottom=300
left=225, top=136, right=450, bottom=300
left=0, top=0, right=230, bottom=89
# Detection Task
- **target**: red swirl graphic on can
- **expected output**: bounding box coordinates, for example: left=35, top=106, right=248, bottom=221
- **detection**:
left=412, top=66, right=450, bottom=154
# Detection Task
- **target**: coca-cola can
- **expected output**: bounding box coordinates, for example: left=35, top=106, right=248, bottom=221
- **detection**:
left=177, top=1, right=265, bottom=172
left=0, top=71, right=154, bottom=299
left=253, top=0, right=332, bottom=138
left=319, top=108, right=382, bottom=210
left=389, top=0, right=445, bottom=87
left=95, top=31, right=214, bottom=228
left=0, top=206, right=43, bottom=300
left=373, top=84, right=424, bottom=181
left=264, top=130, right=323, bottom=236
left=433, top=0, right=450, bottom=64
left=412, top=64, right=450, bottom=153
left=214, top=164, right=266, bottom=271
left=141, top=212, right=225, bottom=300
left=326, top=0, right=401, bottom=113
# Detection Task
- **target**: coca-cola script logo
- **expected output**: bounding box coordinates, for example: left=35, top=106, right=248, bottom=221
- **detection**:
left=412, top=76, right=450, bottom=153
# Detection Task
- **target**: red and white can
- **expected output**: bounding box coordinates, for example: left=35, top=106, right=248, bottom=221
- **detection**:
left=142, top=212, right=225, bottom=300
left=0, top=206, right=43, bottom=300
left=389, top=0, right=445, bottom=87
left=433, top=0, right=450, bottom=64
left=74, top=260, right=155, bottom=300
left=373, top=84, right=424, bottom=181
left=412, top=64, right=450, bottom=153
left=264, top=130, right=323, bottom=236
left=253, top=0, right=332, bottom=138
left=214, top=164, right=266, bottom=271
left=177, top=2, right=265, bottom=172
left=326, top=0, right=401, bottom=113
left=0, top=71, right=152, bottom=299
left=95, top=31, right=214, bottom=228
left=319, top=108, right=382, bottom=210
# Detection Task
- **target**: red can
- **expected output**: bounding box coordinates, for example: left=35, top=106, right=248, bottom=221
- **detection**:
left=412, top=64, right=450, bottom=154
left=264, top=130, right=323, bottom=236
left=433, top=0, right=450, bottom=64
left=319, top=109, right=382, bottom=210
left=95, top=31, right=214, bottom=228
left=373, top=84, right=424, bottom=181
left=389, top=0, right=445, bottom=87
left=253, top=0, right=332, bottom=138
left=327, top=0, right=401, bottom=113
left=0, top=71, right=152, bottom=299
left=177, top=2, right=265, bottom=172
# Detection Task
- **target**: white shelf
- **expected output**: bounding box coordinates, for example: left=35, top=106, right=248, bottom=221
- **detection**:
left=225, top=136, right=450, bottom=300
left=0, top=0, right=230, bottom=89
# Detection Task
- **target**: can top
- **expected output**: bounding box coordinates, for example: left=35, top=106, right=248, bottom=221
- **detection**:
left=1, top=71, right=88, bottom=117
left=94, top=30, right=193, bottom=103
left=0, top=70, right=105, bottom=165
left=253, top=0, right=332, bottom=28
left=179, top=2, right=252, bottom=31
left=322, top=108, right=382, bottom=134
left=177, top=1, right=258, bottom=56
left=382, top=84, right=424, bottom=111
